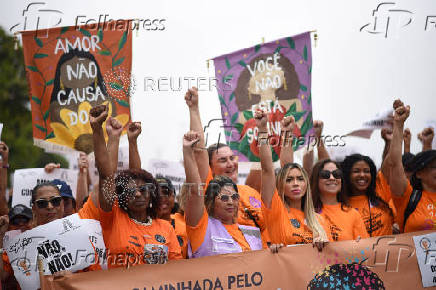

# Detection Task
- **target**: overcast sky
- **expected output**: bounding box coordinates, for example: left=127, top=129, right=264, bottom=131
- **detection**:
left=1, top=0, right=435, bottom=168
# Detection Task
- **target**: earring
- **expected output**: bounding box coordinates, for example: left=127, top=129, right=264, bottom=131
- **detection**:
left=283, top=79, right=288, bottom=91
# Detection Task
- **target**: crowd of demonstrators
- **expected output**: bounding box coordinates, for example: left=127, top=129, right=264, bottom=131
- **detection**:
left=0, top=89, right=435, bottom=289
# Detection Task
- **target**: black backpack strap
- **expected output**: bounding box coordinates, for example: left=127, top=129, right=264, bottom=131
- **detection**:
left=244, top=208, right=261, bottom=229
left=403, top=189, right=422, bottom=229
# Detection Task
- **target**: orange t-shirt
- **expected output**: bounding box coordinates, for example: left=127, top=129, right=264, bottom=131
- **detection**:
left=79, top=197, right=182, bottom=268
left=171, top=213, right=188, bottom=259
left=205, top=167, right=269, bottom=243
left=186, top=208, right=256, bottom=254
left=78, top=193, right=100, bottom=220
left=320, top=204, right=369, bottom=241
left=348, top=195, right=394, bottom=237
left=392, top=181, right=436, bottom=233
left=375, top=171, right=393, bottom=203
left=376, top=171, right=398, bottom=222
left=262, top=190, right=331, bottom=244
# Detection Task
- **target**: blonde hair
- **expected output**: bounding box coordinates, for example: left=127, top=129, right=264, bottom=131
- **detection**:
left=178, top=183, right=189, bottom=212
left=276, top=163, right=328, bottom=242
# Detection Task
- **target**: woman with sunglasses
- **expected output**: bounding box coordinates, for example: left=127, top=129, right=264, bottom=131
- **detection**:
left=89, top=105, right=182, bottom=268
left=341, top=154, right=394, bottom=237
left=311, top=159, right=369, bottom=241
left=183, top=131, right=263, bottom=258
left=255, top=111, right=329, bottom=248
left=0, top=181, right=102, bottom=288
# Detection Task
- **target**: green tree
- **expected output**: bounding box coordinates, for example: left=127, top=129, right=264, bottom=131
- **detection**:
left=0, top=26, right=67, bottom=188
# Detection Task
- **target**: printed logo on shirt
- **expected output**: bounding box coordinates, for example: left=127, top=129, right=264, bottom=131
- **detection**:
left=323, top=215, right=342, bottom=242
left=249, top=196, right=261, bottom=208
left=155, top=234, right=166, bottom=244
left=128, top=235, right=141, bottom=247
left=290, top=218, right=301, bottom=229
left=143, top=244, right=168, bottom=264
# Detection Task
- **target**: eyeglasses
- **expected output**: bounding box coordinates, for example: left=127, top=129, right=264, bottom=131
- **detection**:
left=216, top=192, right=239, bottom=202
left=34, top=196, right=62, bottom=209
left=125, top=185, right=150, bottom=196
left=319, top=169, right=343, bottom=180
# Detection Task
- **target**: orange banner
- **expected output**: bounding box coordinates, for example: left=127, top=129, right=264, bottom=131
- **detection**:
left=41, top=231, right=431, bottom=289
left=21, top=21, right=132, bottom=153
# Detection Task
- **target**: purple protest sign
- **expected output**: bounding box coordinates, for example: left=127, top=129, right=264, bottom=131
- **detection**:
left=213, top=32, right=314, bottom=162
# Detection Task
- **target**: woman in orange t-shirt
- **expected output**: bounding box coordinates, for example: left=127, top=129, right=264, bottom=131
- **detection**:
left=342, top=154, right=394, bottom=237
left=386, top=99, right=436, bottom=233
left=90, top=105, right=182, bottom=268
left=255, top=111, right=329, bottom=247
left=183, top=131, right=263, bottom=258
left=311, top=159, right=369, bottom=242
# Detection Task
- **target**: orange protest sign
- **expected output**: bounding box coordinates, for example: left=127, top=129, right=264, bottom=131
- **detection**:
left=41, top=231, right=430, bottom=289
left=21, top=21, right=132, bottom=153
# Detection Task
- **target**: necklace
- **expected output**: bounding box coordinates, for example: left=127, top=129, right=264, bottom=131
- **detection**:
left=131, top=217, right=152, bottom=226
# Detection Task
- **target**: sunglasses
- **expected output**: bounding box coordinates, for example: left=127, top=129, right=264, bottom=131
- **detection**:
left=319, top=169, right=343, bottom=180
left=216, top=193, right=240, bottom=202
left=35, top=196, right=62, bottom=209
left=125, top=185, right=151, bottom=196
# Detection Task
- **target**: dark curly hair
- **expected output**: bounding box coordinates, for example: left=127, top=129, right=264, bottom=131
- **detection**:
left=310, top=159, right=350, bottom=213
left=341, top=154, right=393, bottom=218
left=204, top=176, right=238, bottom=217
left=115, top=169, right=160, bottom=218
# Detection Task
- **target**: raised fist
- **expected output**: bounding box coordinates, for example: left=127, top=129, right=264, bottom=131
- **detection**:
left=184, top=87, right=199, bottom=108
left=281, top=116, right=295, bottom=132
left=393, top=104, right=410, bottom=124
left=106, top=117, right=123, bottom=137
left=313, top=120, right=324, bottom=139
left=90, top=105, right=109, bottom=129
left=254, top=109, right=268, bottom=130
left=127, top=122, right=142, bottom=141
left=183, top=131, right=200, bottom=149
